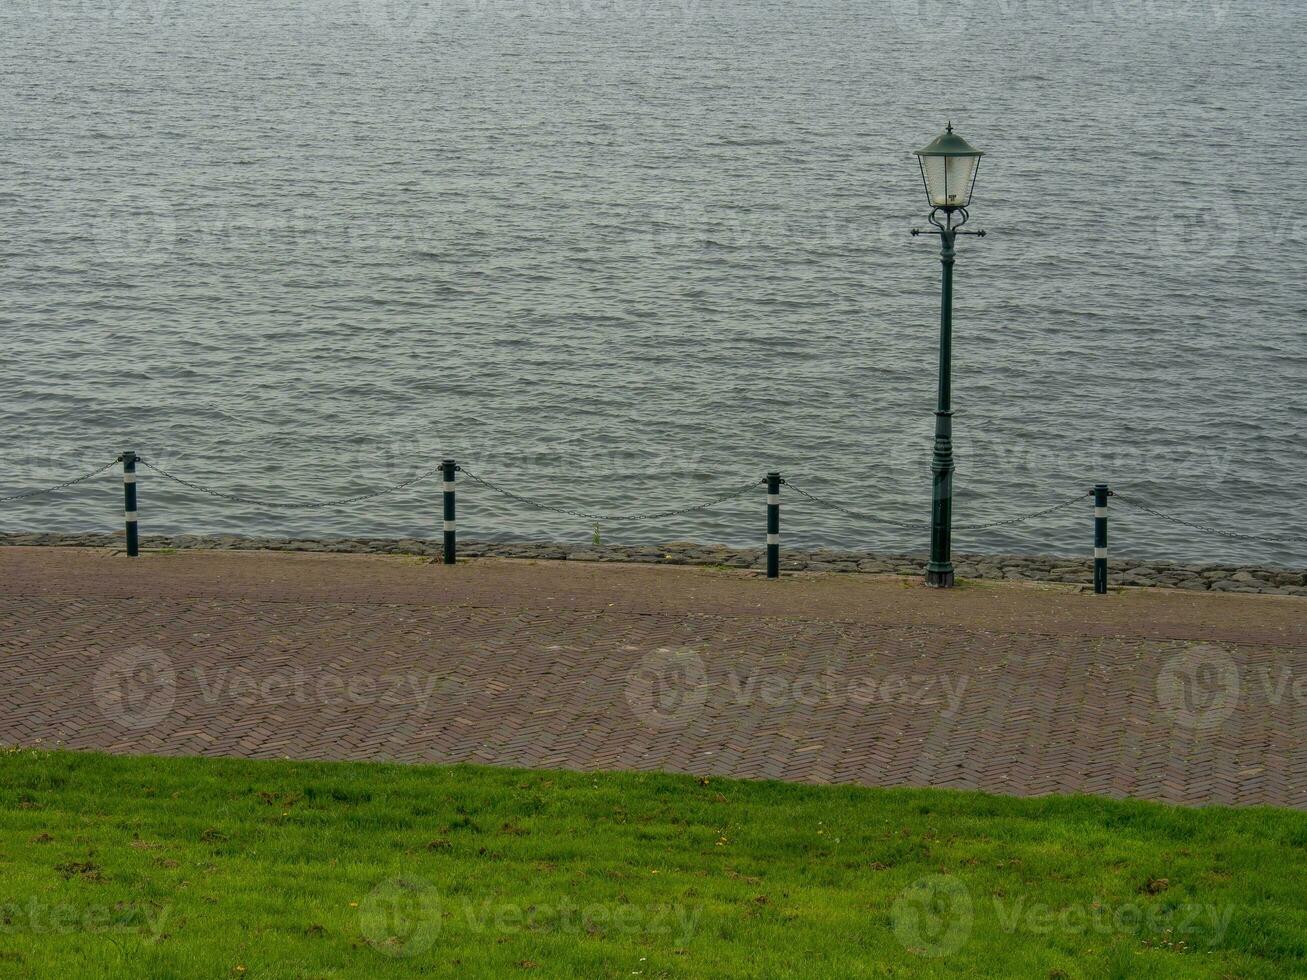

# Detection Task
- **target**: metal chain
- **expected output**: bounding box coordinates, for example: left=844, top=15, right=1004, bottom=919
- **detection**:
left=456, top=467, right=765, bottom=522
left=1112, top=494, right=1306, bottom=548
left=782, top=480, right=1089, bottom=531
left=136, top=458, right=447, bottom=509
left=26, top=457, right=1296, bottom=555
left=781, top=481, right=929, bottom=529
left=0, top=459, right=121, bottom=502
left=954, top=491, right=1091, bottom=530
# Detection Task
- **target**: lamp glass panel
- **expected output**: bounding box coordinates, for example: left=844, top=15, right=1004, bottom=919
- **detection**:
left=920, top=155, right=977, bottom=208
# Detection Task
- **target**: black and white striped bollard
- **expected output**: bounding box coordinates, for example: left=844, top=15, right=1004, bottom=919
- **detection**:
left=122, top=450, right=139, bottom=557
left=441, top=458, right=456, bottom=564
left=1093, top=483, right=1109, bottom=594
left=766, top=471, right=780, bottom=579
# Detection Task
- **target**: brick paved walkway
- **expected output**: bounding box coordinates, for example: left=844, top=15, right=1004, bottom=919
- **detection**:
left=3, top=546, right=1305, bottom=808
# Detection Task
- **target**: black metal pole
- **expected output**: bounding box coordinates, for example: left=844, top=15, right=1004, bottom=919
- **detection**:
left=122, top=450, right=138, bottom=558
left=1093, top=483, right=1109, bottom=595
left=926, top=227, right=956, bottom=588
left=766, top=471, right=780, bottom=579
left=441, top=459, right=456, bottom=565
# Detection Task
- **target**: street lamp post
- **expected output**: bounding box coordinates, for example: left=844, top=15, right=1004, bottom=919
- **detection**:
left=911, top=123, right=985, bottom=589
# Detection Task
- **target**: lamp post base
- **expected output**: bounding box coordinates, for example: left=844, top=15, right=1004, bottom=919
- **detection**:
left=925, top=566, right=955, bottom=588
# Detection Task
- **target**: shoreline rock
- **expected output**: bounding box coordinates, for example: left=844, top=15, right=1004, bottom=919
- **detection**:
left=1, top=531, right=1303, bottom=597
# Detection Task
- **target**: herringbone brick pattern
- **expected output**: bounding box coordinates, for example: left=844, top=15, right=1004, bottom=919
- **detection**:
left=2, top=547, right=1304, bottom=808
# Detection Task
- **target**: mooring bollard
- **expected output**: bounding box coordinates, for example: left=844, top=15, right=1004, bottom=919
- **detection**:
left=766, top=471, right=780, bottom=579
left=1093, top=483, right=1109, bottom=594
left=441, top=458, right=456, bottom=564
left=122, top=450, right=139, bottom=557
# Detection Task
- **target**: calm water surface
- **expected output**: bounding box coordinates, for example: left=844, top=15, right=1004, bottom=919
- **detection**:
left=1, top=0, right=1305, bottom=564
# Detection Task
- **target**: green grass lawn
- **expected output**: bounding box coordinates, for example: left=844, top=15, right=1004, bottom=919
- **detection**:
left=1, top=749, right=1305, bottom=978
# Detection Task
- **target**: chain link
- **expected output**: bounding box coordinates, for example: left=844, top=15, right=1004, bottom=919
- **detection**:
left=782, top=480, right=1088, bottom=531
left=1112, top=494, right=1306, bottom=548
left=137, top=458, right=447, bottom=510
left=0, top=459, right=121, bottom=502
left=456, top=467, right=765, bottom=522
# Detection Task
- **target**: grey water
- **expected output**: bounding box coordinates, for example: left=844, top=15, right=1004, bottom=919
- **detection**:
left=2, top=0, right=1305, bottom=565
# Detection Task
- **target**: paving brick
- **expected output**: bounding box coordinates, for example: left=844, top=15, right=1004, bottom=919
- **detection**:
left=2, top=547, right=1305, bottom=808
